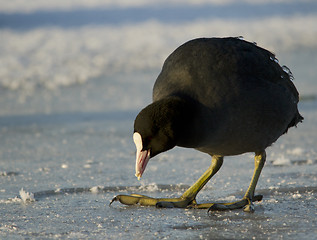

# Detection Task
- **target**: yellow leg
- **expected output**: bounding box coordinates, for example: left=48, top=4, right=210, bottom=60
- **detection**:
left=110, top=152, right=265, bottom=212
left=110, top=155, right=224, bottom=208
left=207, top=151, right=266, bottom=212
left=242, top=151, right=266, bottom=212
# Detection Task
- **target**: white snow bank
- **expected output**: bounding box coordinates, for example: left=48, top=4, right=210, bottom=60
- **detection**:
left=1, top=15, right=316, bottom=93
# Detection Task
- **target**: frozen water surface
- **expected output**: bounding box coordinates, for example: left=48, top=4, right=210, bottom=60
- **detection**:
left=1, top=72, right=316, bottom=239
left=1, top=1, right=317, bottom=239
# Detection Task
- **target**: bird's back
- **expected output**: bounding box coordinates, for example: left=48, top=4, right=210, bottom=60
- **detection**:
left=153, top=37, right=303, bottom=155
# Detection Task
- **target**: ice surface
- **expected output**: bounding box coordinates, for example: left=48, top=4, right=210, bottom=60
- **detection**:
left=1, top=1, right=317, bottom=239
left=1, top=75, right=316, bottom=239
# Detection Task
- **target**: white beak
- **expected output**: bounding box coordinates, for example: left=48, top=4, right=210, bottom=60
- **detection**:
left=133, top=132, right=150, bottom=180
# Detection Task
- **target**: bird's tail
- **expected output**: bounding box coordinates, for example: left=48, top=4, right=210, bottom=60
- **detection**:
left=284, top=109, right=304, bottom=134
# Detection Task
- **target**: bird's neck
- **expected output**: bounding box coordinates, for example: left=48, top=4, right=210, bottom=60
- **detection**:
left=152, top=96, right=210, bottom=148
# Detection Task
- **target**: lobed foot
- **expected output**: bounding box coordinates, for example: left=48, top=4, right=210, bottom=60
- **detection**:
left=207, top=195, right=263, bottom=213
left=110, top=194, right=194, bottom=208
left=110, top=194, right=263, bottom=212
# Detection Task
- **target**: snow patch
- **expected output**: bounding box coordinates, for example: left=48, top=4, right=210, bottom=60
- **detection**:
left=0, top=223, right=19, bottom=232
left=287, top=147, right=304, bottom=156
left=272, top=155, right=291, bottom=166
left=221, top=195, right=238, bottom=202
left=19, top=188, right=35, bottom=203
left=61, top=164, right=68, bottom=169
left=84, top=164, right=91, bottom=169
left=0, top=196, right=22, bottom=204
left=266, top=198, right=279, bottom=203
left=90, top=186, right=104, bottom=194
left=139, top=183, right=159, bottom=192
left=292, top=193, right=302, bottom=199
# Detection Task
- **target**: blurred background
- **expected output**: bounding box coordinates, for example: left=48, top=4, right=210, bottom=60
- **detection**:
left=0, top=0, right=316, bottom=116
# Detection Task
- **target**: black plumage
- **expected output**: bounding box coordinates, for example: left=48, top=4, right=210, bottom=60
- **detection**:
left=136, top=37, right=303, bottom=157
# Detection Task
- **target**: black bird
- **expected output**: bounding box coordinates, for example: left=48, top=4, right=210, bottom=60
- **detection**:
left=111, top=37, right=303, bottom=212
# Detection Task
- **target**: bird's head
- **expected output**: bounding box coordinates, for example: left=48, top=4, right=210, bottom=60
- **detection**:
left=133, top=100, right=181, bottom=180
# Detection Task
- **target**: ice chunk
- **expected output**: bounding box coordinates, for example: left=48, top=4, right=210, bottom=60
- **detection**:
left=292, top=192, right=302, bottom=199
left=90, top=186, right=104, bottom=194
left=61, top=164, right=68, bottom=169
left=19, top=188, right=35, bottom=203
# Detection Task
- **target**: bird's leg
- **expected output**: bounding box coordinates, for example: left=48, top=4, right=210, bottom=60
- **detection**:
left=205, top=151, right=266, bottom=212
left=110, top=155, right=224, bottom=208
left=242, top=151, right=266, bottom=212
